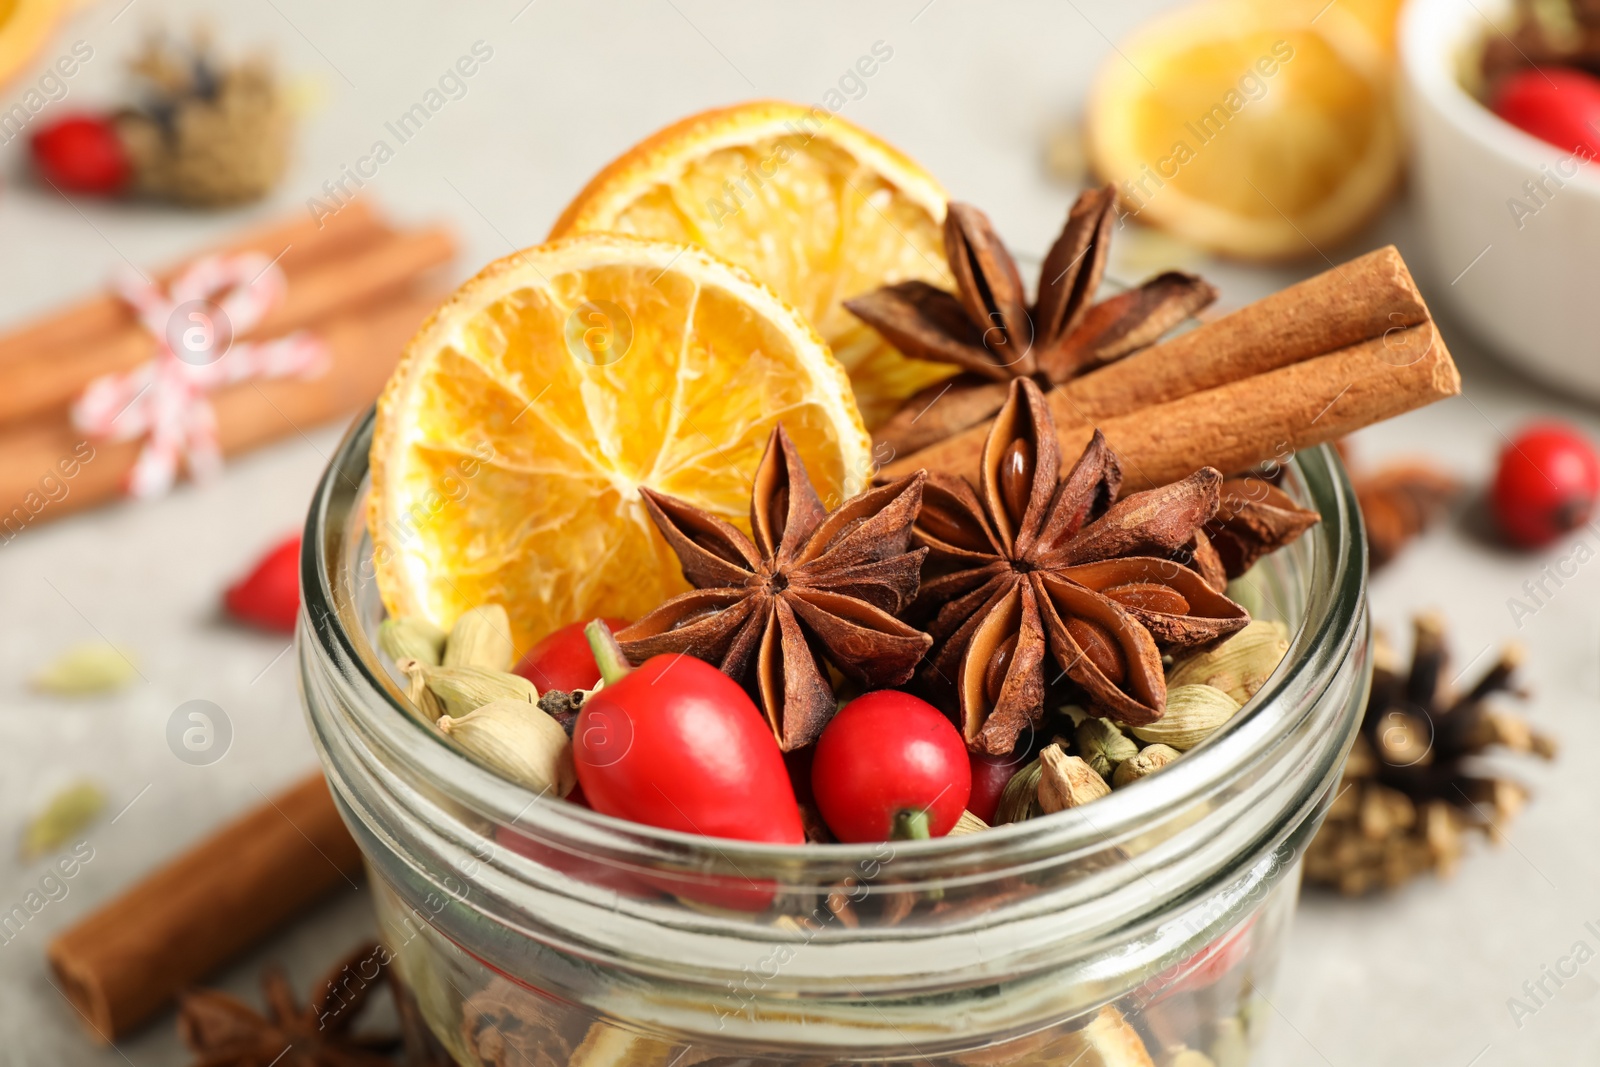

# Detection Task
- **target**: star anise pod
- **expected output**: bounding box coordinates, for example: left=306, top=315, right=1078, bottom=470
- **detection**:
left=178, top=943, right=398, bottom=1067
left=1203, top=475, right=1322, bottom=581
left=1305, top=614, right=1555, bottom=895
left=617, top=425, right=932, bottom=751
left=912, top=378, right=1249, bottom=753
left=845, top=186, right=1217, bottom=454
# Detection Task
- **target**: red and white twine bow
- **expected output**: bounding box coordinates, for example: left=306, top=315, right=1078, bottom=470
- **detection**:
left=71, top=252, right=330, bottom=499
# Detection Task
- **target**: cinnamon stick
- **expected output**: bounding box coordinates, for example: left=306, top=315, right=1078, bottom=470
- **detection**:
left=48, top=773, right=362, bottom=1042
left=0, top=225, right=455, bottom=428
left=0, top=201, right=390, bottom=368
left=1061, top=245, right=1429, bottom=421
left=885, top=320, right=1460, bottom=489
left=0, top=287, right=445, bottom=532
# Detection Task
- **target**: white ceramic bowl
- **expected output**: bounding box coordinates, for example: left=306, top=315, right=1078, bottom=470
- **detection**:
left=1401, top=0, right=1600, bottom=399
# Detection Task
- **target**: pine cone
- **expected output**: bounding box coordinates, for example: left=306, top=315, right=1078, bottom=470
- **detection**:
left=1305, top=614, right=1555, bottom=895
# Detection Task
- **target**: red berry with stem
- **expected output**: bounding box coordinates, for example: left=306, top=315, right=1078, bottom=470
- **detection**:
left=1491, top=423, right=1600, bottom=547
left=811, top=691, right=972, bottom=843
left=31, top=114, right=131, bottom=195
left=573, top=621, right=804, bottom=847
left=224, top=534, right=301, bottom=632
left=514, top=617, right=629, bottom=693
left=1492, top=68, right=1600, bottom=159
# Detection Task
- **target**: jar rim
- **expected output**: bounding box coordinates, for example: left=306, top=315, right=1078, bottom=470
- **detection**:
left=300, top=405, right=1367, bottom=883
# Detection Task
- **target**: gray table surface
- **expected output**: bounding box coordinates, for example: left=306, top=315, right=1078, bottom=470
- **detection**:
left=0, top=1, right=1595, bottom=1063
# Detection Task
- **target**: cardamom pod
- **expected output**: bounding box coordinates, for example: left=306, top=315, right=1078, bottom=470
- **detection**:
left=1131, top=684, right=1242, bottom=750
left=396, top=658, right=444, bottom=726
left=31, top=643, right=139, bottom=694
left=22, top=780, right=106, bottom=858
left=947, top=809, right=990, bottom=836
left=1037, top=745, right=1112, bottom=812
left=378, top=617, right=447, bottom=666
left=442, top=604, right=515, bottom=671
left=420, top=663, right=537, bottom=718
left=1113, top=743, right=1182, bottom=787
left=1075, top=717, right=1140, bottom=780
left=1166, top=619, right=1289, bottom=705
left=437, top=698, right=575, bottom=796
left=993, top=758, right=1044, bottom=825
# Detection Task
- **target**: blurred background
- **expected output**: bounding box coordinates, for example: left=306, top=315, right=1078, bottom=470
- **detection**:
left=1, top=0, right=1597, bottom=1063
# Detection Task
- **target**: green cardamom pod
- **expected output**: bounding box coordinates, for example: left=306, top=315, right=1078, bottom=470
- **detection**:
left=947, top=809, right=990, bottom=836
left=1037, top=745, right=1112, bottom=812
left=396, top=658, right=444, bottom=726
left=422, top=664, right=538, bottom=718
left=442, top=604, right=515, bottom=671
left=378, top=617, right=447, bottom=666
left=1113, top=743, right=1182, bottom=787
left=437, top=698, right=575, bottom=796
left=1075, top=717, right=1140, bottom=780
left=993, top=758, right=1044, bottom=825
left=1166, top=619, right=1289, bottom=705
left=1132, top=684, right=1242, bottom=750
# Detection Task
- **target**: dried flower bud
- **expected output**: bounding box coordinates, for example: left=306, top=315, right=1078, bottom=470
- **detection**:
left=1075, top=717, right=1140, bottom=780
left=1037, top=745, right=1112, bottom=812
left=421, top=664, right=538, bottom=718
left=378, top=617, right=447, bottom=667
left=1166, top=619, right=1288, bottom=705
left=443, top=604, right=515, bottom=671
left=437, top=698, right=574, bottom=796
left=1113, top=744, right=1182, bottom=787
left=993, top=758, right=1044, bottom=825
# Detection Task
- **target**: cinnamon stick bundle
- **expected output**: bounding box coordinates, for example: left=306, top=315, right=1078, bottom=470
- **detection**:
left=0, top=289, right=445, bottom=531
left=0, top=203, right=391, bottom=369
left=0, top=203, right=455, bottom=531
left=48, top=773, right=362, bottom=1042
left=884, top=247, right=1459, bottom=486
left=0, top=223, right=454, bottom=427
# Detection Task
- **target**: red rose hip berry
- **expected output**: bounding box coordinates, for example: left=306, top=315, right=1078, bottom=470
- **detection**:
left=1491, top=423, right=1600, bottom=547
left=224, top=534, right=301, bottom=632
left=31, top=114, right=132, bottom=195
left=811, top=691, right=972, bottom=842
left=1492, top=68, right=1600, bottom=159
left=514, top=617, right=630, bottom=692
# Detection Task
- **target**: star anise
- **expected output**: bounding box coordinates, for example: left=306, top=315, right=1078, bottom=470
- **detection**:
left=1203, top=475, right=1323, bottom=580
left=178, top=943, right=398, bottom=1067
left=617, top=425, right=932, bottom=751
left=845, top=186, right=1217, bottom=455
left=1305, top=614, right=1555, bottom=895
left=913, top=378, right=1249, bottom=753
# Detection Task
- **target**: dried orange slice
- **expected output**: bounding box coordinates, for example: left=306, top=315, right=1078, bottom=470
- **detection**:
left=1086, top=2, right=1400, bottom=261
left=369, top=235, right=871, bottom=652
left=550, top=100, right=954, bottom=429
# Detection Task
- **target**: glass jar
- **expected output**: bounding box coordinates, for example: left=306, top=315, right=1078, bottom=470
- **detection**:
left=298, top=409, right=1369, bottom=1067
